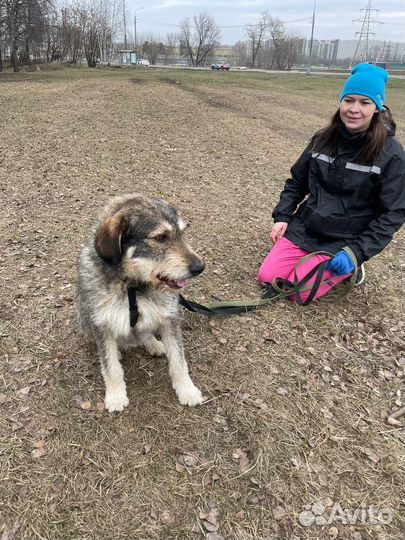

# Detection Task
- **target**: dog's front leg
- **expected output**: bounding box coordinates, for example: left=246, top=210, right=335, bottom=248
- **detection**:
left=160, top=319, right=203, bottom=406
left=96, top=332, right=129, bottom=412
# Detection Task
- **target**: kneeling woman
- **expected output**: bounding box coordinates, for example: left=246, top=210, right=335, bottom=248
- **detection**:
left=258, top=63, right=405, bottom=303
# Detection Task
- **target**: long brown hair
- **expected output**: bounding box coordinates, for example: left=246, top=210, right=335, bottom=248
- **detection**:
left=311, top=107, right=395, bottom=164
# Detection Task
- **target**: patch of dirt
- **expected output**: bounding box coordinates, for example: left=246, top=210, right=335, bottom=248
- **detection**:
left=130, top=78, right=146, bottom=85
left=0, top=68, right=404, bottom=540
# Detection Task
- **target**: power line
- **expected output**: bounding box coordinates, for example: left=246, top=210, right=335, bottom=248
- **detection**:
left=135, top=16, right=313, bottom=31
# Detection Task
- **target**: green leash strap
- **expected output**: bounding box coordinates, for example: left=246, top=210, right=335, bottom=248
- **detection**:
left=179, top=250, right=358, bottom=316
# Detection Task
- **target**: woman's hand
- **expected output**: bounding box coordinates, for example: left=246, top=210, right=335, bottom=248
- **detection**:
left=270, top=222, right=288, bottom=244
left=326, top=251, right=355, bottom=275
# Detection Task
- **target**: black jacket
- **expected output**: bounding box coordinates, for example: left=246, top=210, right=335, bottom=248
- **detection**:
left=272, top=117, right=405, bottom=265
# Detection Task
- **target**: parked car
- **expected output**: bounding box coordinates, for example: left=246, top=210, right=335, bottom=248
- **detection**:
left=210, top=62, right=230, bottom=71
left=137, top=59, right=150, bottom=66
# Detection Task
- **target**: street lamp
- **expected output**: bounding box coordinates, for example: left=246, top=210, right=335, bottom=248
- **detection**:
left=134, top=7, right=144, bottom=52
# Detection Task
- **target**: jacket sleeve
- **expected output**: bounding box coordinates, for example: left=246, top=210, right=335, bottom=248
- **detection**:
left=272, top=143, right=312, bottom=223
left=347, top=150, right=405, bottom=265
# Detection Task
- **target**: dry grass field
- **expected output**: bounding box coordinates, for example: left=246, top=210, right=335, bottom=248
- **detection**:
left=0, top=65, right=404, bottom=540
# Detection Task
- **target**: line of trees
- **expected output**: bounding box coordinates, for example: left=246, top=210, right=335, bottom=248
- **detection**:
left=0, top=0, right=124, bottom=71
left=245, top=12, right=301, bottom=70
left=0, top=1, right=300, bottom=72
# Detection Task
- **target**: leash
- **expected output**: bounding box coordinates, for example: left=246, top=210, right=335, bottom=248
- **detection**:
left=178, top=250, right=358, bottom=316
left=127, top=250, right=358, bottom=323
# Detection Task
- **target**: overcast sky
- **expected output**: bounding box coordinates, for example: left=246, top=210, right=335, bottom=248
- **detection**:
left=127, top=0, right=405, bottom=44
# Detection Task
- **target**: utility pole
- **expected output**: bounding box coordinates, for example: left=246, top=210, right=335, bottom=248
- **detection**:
left=350, top=0, right=382, bottom=68
left=123, top=0, right=127, bottom=49
left=134, top=6, right=144, bottom=51
left=306, top=0, right=316, bottom=76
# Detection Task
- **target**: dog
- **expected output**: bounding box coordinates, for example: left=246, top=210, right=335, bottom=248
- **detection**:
left=75, top=194, right=205, bottom=412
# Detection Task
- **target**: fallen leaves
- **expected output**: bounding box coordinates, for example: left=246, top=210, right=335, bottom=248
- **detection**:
left=232, top=448, right=251, bottom=473
left=202, top=469, right=220, bottom=488
left=206, top=534, right=224, bottom=540
left=212, top=414, right=228, bottom=430
left=176, top=451, right=199, bottom=469
left=359, top=446, right=380, bottom=465
left=31, top=439, right=47, bottom=459
left=11, top=420, right=24, bottom=432
left=31, top=447, right=46, bottom=459
left=16, top=386, right=31, bottom=398
left=276, top=386, right=289, bottom=396
left=387, top=406, right=405, bottom=426
left=0, top=521, right=20, bottom=540
left=79, top=400, right=92, bottom=411
left=159, top=510, right=175, bottom=525
left=8, top=407, right=30, bottom=432
left=200, top=502, right=220, bottom=533
left=72, top=398, right=106, bottom=417
left=272, top=506, right=286, bottom=520
left=96, top=401, right=106, bottom=412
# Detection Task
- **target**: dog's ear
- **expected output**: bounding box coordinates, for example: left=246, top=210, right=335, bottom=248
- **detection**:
left=95, top=212, right=128, bottom=265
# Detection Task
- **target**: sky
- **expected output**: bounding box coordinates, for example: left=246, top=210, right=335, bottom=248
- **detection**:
left=126, top=0, right=405, bottom=45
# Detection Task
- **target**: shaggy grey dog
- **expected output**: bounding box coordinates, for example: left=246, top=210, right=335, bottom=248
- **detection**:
left=76, top=194, right=205, bottom=412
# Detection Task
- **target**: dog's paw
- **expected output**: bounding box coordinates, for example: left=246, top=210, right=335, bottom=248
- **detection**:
left=144, top=338, right=165, bottom=357
left=104, top=390, right=129, bottom=413
left=176, top=383, right=203, bottom=407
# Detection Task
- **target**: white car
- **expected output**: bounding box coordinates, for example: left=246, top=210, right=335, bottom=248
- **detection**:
left=137, top=59, right=150, bottom=66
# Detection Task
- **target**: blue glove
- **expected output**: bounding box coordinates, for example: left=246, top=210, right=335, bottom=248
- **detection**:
left=326, top=251, right=355, bottom=276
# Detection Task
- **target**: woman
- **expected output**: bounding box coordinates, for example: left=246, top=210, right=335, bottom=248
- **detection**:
left=258, top=63, right=405, bottom=303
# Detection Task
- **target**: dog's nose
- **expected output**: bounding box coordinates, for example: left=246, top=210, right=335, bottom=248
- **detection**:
left=189, top=260, right=205, bottom=276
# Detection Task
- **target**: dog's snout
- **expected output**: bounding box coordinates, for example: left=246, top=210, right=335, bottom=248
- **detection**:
left=189, top=259, right=205, bottom=276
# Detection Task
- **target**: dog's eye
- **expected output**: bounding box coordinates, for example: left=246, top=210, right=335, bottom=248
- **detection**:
left=154, top=234, right=169, bottom=243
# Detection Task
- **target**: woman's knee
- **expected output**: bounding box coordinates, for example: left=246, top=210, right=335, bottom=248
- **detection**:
left=257, top=261, right=276, bottom=286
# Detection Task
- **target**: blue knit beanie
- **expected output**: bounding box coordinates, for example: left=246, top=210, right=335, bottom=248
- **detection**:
left=340, top=63, right=389, bottom=110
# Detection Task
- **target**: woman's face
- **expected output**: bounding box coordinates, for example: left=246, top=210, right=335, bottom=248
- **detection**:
left=339, top=94, right=378, bottom=133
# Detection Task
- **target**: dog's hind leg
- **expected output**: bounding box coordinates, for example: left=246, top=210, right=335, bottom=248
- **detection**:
left=96, top=333, right=129, bottom=412
left=160, top=320, right=203, bottom=406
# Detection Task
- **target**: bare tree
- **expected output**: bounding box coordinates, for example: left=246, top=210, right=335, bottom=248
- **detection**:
left=0, top=0, right=54, bottom=70
left=46, top=2, right=85, bottom=64
left=245, top=13, right=267, bottom=68
left=140, top=33, right=165, bottom=65
left=163, top=31, right=177, bottom=65
left=179, top=12, right=220, bottom=67
left=59, top=0, right=119, bottom=67
left=20, top=0, right=52, bottom=64
left=4, top=0, right=24, bottom=71
left=81, top=7, right=99, bottom=66
left=281, top=33, right=300, bottom=70
left=266, top=15, right=289, bottom=70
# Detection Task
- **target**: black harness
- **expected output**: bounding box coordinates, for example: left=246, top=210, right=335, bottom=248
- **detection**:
left=127, top=287, right=140, bottom=327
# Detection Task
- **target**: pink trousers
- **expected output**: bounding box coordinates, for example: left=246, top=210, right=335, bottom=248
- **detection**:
left=257, top=237, right=350, bottom=303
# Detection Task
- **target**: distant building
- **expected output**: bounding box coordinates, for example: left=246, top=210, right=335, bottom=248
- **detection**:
left=336, top=40, right=358, bottom=60
left=318, top=40, right=339, bottom=62
left=335, top=39, right=405, bottom=62
left=299, top=38, right=319, bottom=58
